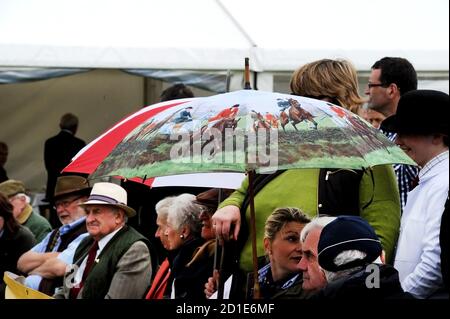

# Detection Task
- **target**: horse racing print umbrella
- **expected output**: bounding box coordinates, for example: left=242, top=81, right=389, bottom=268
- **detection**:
left=89, top=89, right=415, bottom=181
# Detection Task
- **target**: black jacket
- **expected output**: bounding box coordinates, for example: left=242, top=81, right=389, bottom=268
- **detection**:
left=0, top=225, right=36, bottom=298
left=44, top=130, right=85, bottom=201
left=0, top=166, right=8, bottom=183
left=309, top=264, right=405, bottom=300
left=164, top=237, right=211, bottom=300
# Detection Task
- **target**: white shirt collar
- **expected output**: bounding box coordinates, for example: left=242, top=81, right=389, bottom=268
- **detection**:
left=98, top=225, right=124, bottom=253
left=60, top=216, right=86, bottom=235
left=419, top=150, right=449, bottom=180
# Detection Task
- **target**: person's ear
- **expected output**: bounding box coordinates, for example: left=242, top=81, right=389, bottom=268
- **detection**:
left=263, top=238, right=271, bottom=255
left=181, top=225, right=190, bottom=238
left=387, top=83, right=399, bottom=98
left=380, top=250, right=386, bottom=264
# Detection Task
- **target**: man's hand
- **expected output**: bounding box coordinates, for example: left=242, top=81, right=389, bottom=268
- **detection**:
left=29, top=257, right=68, bottom=278
left=17, top=251, right=60, bottom=274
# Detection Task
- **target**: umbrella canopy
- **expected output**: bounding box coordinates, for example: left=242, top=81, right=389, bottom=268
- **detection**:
left=89, top=89, right=415, bottom=181
left=63, top=98, right=245, bottom=189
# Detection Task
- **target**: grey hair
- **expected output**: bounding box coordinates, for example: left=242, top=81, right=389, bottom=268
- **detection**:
left=16, top=193, right=31, bottom=204
left=167, top=193, right=203, bottom=235
left=155, top=196, right=176, bottom=219
left=300, top=216, right=337, bottom=242
left=323, top=250, right=367, bottom=282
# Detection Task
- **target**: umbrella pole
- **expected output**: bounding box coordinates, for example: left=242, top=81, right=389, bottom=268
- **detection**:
left=217, top=188, right=225, bottom=299
left=244, top=58, right=251, bottom=90
left=217, top=241, right=226, bottom=299
left=247, top=169, right=261, bottom=299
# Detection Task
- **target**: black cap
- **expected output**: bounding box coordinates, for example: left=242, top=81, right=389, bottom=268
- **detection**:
left=318, top=216, right=382, bottom=272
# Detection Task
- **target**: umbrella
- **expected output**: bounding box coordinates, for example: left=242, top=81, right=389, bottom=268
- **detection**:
left=63, top=98, right=245, bottom=189
left=90, top=89, right=414, bottom=180
left=84, top=89, right=414, bottom=298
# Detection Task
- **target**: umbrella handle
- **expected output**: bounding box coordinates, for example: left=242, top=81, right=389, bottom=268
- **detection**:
left=217, top=242, right=226, bottom=299
left=247, top=169, right=261, bottom=299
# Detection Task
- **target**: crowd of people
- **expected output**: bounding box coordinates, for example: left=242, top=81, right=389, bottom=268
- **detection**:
left=0, top=57, right=448, bottom=301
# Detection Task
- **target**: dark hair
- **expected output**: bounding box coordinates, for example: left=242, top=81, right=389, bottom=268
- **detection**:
left=59, top=113, right=79, bottom=132
left=372, top=57, right=417, bottom=95
left=0, top=192, right=19, bottom=234
left=0, top=141, right=7, bottom=153
left=194, top=188, right=233, bottom=214
left=443, top=135, right=449, bottom=147
left=160, top=83, right=194, bottom=102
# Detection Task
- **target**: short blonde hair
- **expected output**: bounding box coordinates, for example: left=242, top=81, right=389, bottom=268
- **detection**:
left=264, top=207, right=311, bottom=241
left=290, top=59, right=365, bottom=114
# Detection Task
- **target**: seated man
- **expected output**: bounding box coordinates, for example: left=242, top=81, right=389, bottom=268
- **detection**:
left=0, top=180, right=52, bottom=242
left=17, top=176, right=91, bottom=295
left=56, top=182, right=153, bottom=299
left=311, top=216, right=404, bottom=299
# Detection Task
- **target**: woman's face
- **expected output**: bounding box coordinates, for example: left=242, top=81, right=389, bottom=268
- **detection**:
left=200, top=210, right=214, bottom=240
left=265, top=221, right=305, bottom=282
left=155, top=215, right=170, bottom=250
left=164, top=222, right=186, bottom=251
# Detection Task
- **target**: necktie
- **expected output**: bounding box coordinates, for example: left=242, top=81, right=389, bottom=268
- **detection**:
left=46, top=228, right=61, bottom=252
left=69, top=241, right=99, bottom=299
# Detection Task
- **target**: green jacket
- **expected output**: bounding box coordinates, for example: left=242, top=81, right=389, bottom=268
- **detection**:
left=219, top=166, right=400, bottom=271
left=73, top=225, right=151, bottom=299
left=21, top=205, right=52, bottom=242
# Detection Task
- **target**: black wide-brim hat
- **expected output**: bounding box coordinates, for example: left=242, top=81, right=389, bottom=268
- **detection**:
left=381, top=89, right=449, bottom=135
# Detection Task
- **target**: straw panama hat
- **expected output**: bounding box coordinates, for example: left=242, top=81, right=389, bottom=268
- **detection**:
left=80, top=182, right=136, bottom=217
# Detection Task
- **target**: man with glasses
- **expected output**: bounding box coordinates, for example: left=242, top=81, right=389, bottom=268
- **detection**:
left=0, top=179, right=52, bottom=241
left=16, top=175, right=91, bottom=295
left=365, top=57, right=419, bottom=212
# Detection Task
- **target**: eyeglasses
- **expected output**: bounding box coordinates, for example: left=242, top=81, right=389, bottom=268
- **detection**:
left=367, top=83, right=387, bottom=89
left=54, top=196, right=83, bottom=210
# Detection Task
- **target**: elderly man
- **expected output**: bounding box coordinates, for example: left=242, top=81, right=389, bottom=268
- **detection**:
left=383, top=90, right=449, bottom=299
left=57, top=182, right=153, bottom=299
left=0, top=179, right=52, bottom=242
left=297, top=216, right=404, bottom=299
left=17, top=175, right=91, bottom=295
left=312, top=216, right=403, bottom=299
left=296, top=217, right=331, bottom=294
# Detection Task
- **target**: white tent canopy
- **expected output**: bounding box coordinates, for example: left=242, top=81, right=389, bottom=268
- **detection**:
left=0, top=0, right=448, bottom=192
left=0, top=0, right=448, bottom=72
